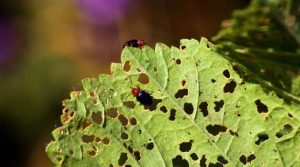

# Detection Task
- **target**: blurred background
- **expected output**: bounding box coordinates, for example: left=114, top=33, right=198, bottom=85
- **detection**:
left=0, top=0, right=250, bottom=166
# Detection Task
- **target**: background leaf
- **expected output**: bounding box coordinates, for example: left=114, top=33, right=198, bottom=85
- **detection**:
left=46, top=38, right=300, bottom=166
left=213, top=0, right=300, bottom=98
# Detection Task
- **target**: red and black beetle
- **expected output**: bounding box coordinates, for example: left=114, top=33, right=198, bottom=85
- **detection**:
left=131, top=87, right=153, bottom=106
left=123, top=39, right=145, bottom=48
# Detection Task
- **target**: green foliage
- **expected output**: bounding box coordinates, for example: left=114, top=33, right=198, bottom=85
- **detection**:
left=213, top=0, right=300, bottom=97
left=46, top=38, right=300, bottom=166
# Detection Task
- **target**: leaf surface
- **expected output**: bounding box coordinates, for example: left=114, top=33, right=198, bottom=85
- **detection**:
left=46, top=38, right=300, bottom=167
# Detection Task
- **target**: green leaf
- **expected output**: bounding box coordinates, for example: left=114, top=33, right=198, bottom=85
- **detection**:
left=213, top=0, right=300, bottom=98
left=46, top=38, right=300, bottom=167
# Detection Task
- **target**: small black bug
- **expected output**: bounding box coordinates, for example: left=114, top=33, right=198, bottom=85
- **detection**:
left=131, top=87, right=153, bottom=106
left=123, top=39, right=145, bottom=48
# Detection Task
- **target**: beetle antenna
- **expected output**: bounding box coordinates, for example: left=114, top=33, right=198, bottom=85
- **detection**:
left=123, top=77, right=133, bottom=102
left=129, top=77, right=133, bottom=88
left=126, top=76, right=136, bottom=89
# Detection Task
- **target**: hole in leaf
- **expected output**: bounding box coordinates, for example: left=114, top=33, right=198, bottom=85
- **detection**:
left=79, top=120, right=92, bottom=130
left=206, top=124, right=227, bottom=136
left=175, top=89, right=188, bottom=99
left=121, top=132, right=129, bottom=140
left=206, top=42, right=211, bottom=48
left=125, top=165, right=132, bottom=167
left=146, top=142, right=154, bottom=150
left=138, top=73, right=149, bottom=84
left=160, top=106, right=168, bottom=113
left=208, top=162, right=223, bottom=167
left=56, top=157, right=62, bottom=161
left=144, top=99, right=162, bottom=111
left=93, top=99, right=98, bottom=104
left=288, top=113, right=293, bottom=118
left=118, top=152, right=128, bottom=166
left=82, top=135, right=94, bottom=143
left=214, top=100, right=224, bottom=112
left=172, top=155, right=189, bottom=167
left=239, top=155, right=247, bottom=165
left=247, top=154, right=256, bottom=163
left=223, top=80, right=237, bottom=93
left=90, top=91, right=95, bottom=97
left=179, top=140, right=193, bottom=152
left=129, top=117, right=137, bottom=125
left=118, top=114, right=129, bottom=126
left=91, top=112, right=103, bottom=125
left=62, top=109, right=73, bottom=123
left=223, top=69, right=230, bottom=78
left=123, top=101, right=135, bottom=109
left=154, top=67, right=157, bottom=72
left=190, top=153, right=198, bottom=160
left=229, top=130, right=238, bottom=136
left=200, top=155, right=207, bottom=167
left=134, top=151, right=141, bottom=160
left=176, top=59, right=181, bottom=65
left=95, top=137, right=101, bottom=142
left=276, top=124, right=293, bottom=138
left=102, top=137, right=110, bottom=145
left=69, top=150, right=74, bottom=155
left=181, top=45, right=186, bottom=49
left=88, top=149, right=96, bottom=156
left=123, top=61, right=131, bottom=72
left=127, top=146, right=133, bottom=153
left=255, top=100, right=268, bottom=113
left=255, top=133, right=269, bottom=145
left=217, top=156, right=228, bottom=164
left=184, top=103, right=194, bottom=115
left=211, top=79, right=216, bottom=83
left=276, top=132, right=283, bottom=138
left=107, top=108, right=118, bottom=118
left=181, top=80, right=186, bottom=86
left=199, top=102, right=208, bottom=117
left=169, top=109, right=176, bottom=121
